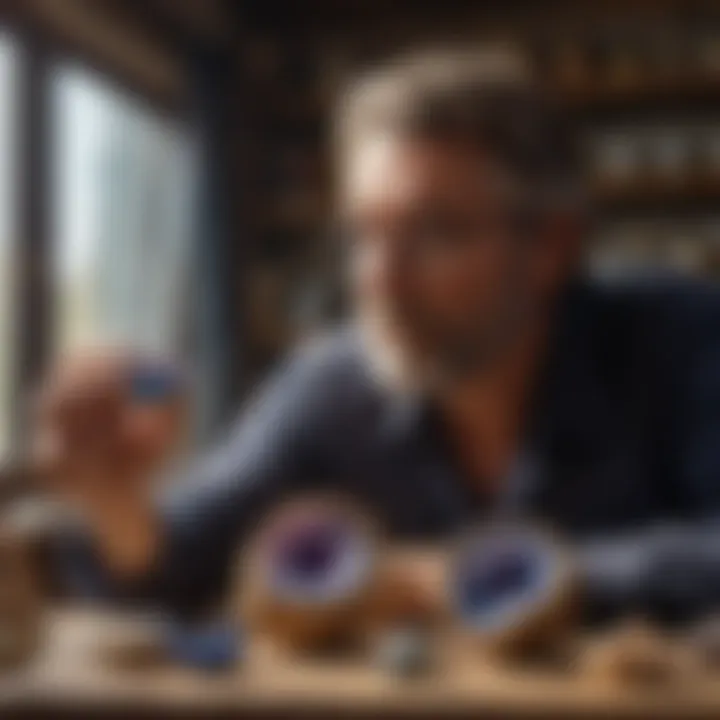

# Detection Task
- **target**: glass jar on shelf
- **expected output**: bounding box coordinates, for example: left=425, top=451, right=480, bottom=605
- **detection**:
left=648, top=126, right=692, bottom=184
left=590, top=129, right=644, bottom=187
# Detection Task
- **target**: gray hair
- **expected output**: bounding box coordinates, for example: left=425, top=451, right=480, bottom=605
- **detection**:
left=336, top=48, right=585, bottom=213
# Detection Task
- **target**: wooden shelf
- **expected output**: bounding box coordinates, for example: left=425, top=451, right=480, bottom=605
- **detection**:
left=594, top=175, right=720, bottom=212
left=559, top=76, right=720, bottom=114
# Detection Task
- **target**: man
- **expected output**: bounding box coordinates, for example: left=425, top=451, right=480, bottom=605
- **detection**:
left=35, top=50, right=720, bottom=623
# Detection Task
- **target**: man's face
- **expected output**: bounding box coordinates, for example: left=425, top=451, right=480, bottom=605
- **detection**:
left=342, top=134, right=557, bottom=392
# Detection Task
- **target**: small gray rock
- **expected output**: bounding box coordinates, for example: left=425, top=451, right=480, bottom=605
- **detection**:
left=374, top=628, right=434, bottom=677
left=689, top=616, right=720, bottom=669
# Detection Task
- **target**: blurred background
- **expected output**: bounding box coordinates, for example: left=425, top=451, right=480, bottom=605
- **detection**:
left=1, top=0, right=720, bottom=474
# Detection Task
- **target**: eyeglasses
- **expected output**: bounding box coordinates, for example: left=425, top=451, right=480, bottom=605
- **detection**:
left=338, top=204, right=537, bottom=271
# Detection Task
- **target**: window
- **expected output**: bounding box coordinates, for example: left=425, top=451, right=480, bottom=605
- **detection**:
left=0, top=34, right=20, bottom=458
left=0, top=20, right=200, bottom=466
left=52, top=65, right=195, bottom=357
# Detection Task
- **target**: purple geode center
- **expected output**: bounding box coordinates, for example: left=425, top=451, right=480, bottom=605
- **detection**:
left=268, top=516, right=369, bottom=601
left=453, top=535, right=551, bottom=627
left=276, top=521, right=345, bottom=581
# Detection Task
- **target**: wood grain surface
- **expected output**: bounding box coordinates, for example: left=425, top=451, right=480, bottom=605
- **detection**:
left=0, top=608, right=719, bottom=719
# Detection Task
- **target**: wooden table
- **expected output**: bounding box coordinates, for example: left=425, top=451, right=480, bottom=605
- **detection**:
left=1, top=609, right=720, bottom=719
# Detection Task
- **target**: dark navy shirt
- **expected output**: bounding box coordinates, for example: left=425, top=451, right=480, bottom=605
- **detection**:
left=66, top=277, right=720, bottom=623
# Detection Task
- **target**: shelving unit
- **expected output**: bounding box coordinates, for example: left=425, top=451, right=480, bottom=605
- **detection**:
left=235, top=0, right=720, bottom=373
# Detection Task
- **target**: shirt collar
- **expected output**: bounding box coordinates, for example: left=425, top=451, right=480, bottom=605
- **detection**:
left=375, top=279, right=614, bottom=503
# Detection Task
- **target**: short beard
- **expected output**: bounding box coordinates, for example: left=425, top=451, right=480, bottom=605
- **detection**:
left=357, top=294, right=535, bottom=396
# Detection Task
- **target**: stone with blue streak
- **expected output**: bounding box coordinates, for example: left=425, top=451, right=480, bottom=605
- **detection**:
left=164, top=621, right=241, bottom=671
left=128, top=364, right=182, bottom=403
left=452, top=530, right=555, bottom=632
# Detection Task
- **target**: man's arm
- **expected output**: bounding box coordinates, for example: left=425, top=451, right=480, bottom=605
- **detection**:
left=579, top=522, right=720, bottom=624
left=46, top=347, right=332, bottom=618
left=579, top=285, right=720, bottom=624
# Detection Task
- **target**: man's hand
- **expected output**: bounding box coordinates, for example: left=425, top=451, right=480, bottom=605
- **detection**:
left=31, top=351, right=186, bottom=577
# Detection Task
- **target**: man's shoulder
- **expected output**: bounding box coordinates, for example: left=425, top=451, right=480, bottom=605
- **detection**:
left=229, top=326, right=378, bottom=448
left=586, top=273, right=720, bottom=333
left=580, top=274, right=720, bottom=376
left=267, top=325, right=380, bottom=407
left=290, top=325, right=367, bottom=379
